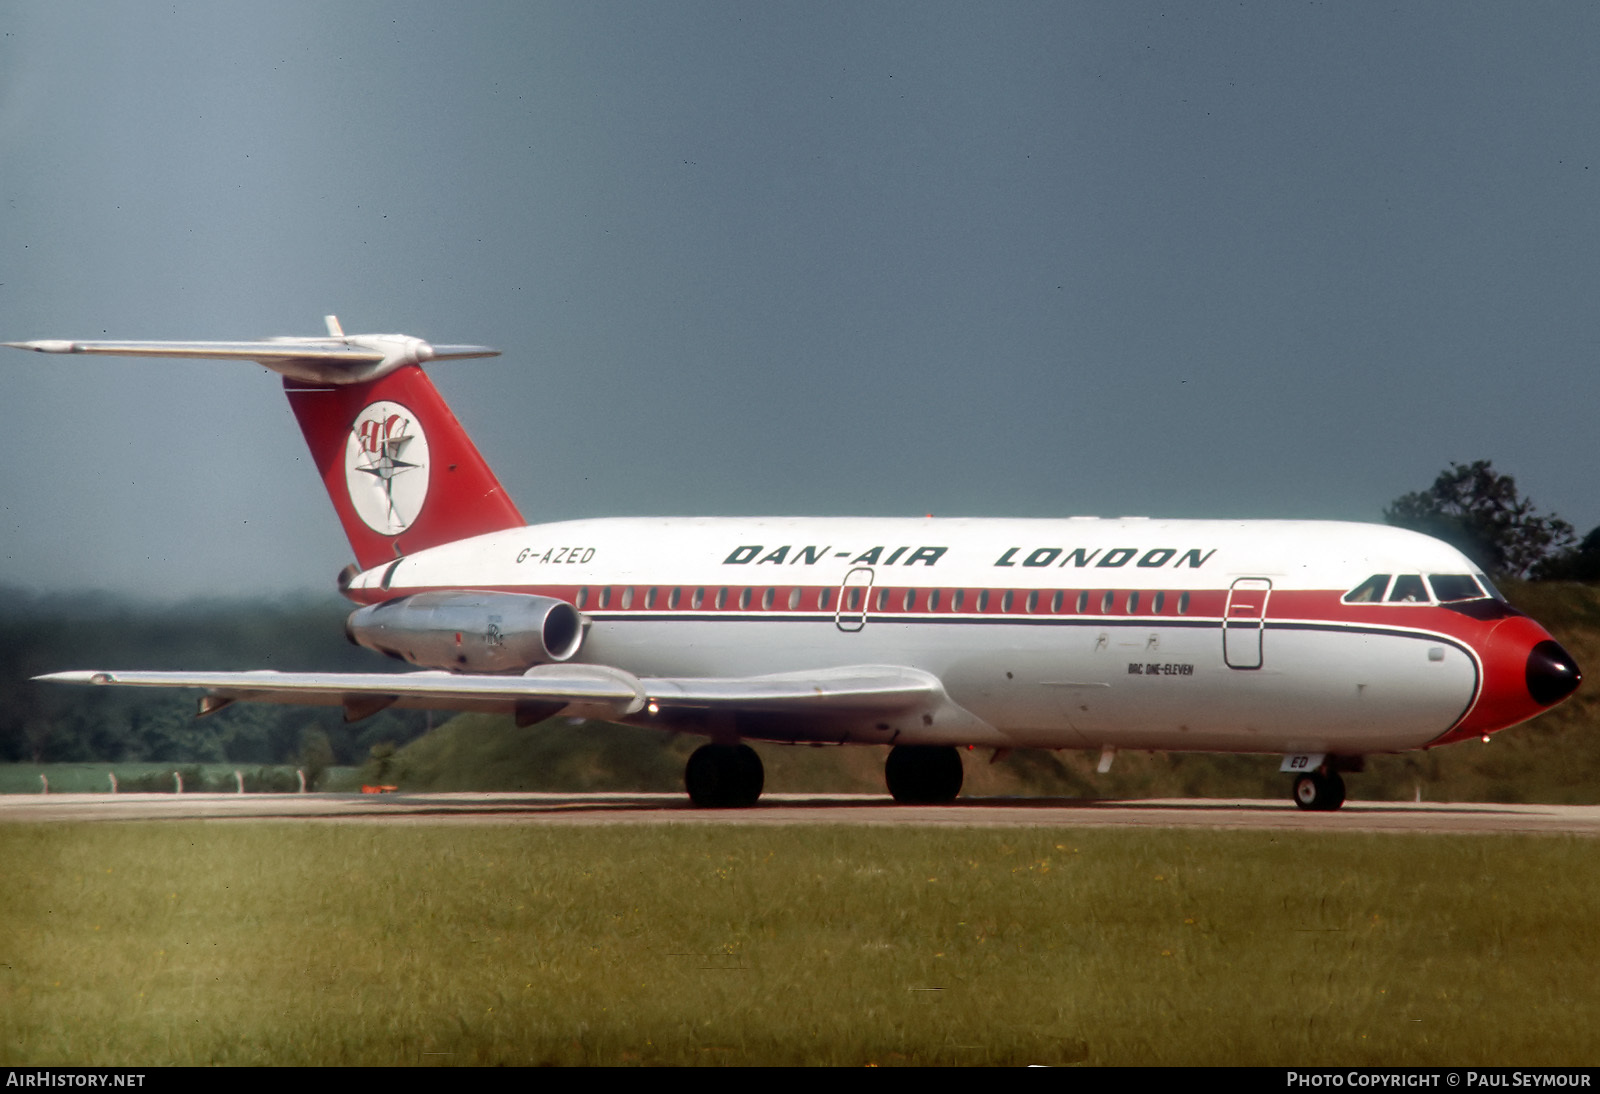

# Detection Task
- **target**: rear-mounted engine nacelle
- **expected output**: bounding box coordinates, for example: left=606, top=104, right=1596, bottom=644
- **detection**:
left=346, top=591, right=583, bottom=673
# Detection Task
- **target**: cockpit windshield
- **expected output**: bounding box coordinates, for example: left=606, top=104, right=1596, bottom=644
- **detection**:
left=1342, top=574, right=1390, bottom=603
left=1387, top=575, right=1429, bottom=603
left=1428, top=574, right=1486, bottom=603
left=1345, top=572, right=1500, bottom=605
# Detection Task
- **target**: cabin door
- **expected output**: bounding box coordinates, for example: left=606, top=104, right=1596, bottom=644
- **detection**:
left=1223, top=578, right=1272, bottom=669
left=835, top=567, right=875, bottom=632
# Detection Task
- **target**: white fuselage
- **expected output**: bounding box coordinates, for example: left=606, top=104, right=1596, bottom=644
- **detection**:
left=344, top=515, right=1506, bottom=755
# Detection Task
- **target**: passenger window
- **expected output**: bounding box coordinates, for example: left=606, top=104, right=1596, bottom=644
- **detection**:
left=669, top=588, right=681, bottom=609
left=875, top=588, right=888, bottom=611
left=1027, top=590, right=1039, bottom=613
left=739, top=588, right=752, bottom=610
left=819, top=588, right=832, bottom=611
left=1343, top=574, right=1391, bottom=604
left=1002, top=590, right=1013, bottom=613
left=576, top=587, right=587, bottom=610
left=928, top=589, right=940, bottom=611
left=1388, top=575, right=1428, bottom=603
left=645, top=588, right=657, bottom=609
left=1050, top=590, right=1062, bottom=613
left=1428, top=574, right=1484, bottom=602
left=954, top=590, right=965, bottom=612
left=762, top=588, right=775, bottom=610
left=1178, top=591, right=1189, bottom=615
left=788, top=588, right=801, bottom=610
left=905, top=589, right=917, bottom=611
left=691, top=588, right=704, bottom=609
left=1153, top=591, right=1165, bottom=613
left=978, top=591, right=989, bottom=612
left=1076, top=591, right=1088, bottom=613
left=1100, top=591, right=1113, bottom=613
left=600, top=587, right=612, bottom=609
left=621, top=587, right=634, bottom=610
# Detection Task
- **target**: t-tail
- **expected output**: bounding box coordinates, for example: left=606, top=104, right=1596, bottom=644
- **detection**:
left=5, top=316, right=525, bottom=570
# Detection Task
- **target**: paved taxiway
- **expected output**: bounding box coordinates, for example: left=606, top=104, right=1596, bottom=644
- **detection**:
left=2, top=791, right=1599, bottom=835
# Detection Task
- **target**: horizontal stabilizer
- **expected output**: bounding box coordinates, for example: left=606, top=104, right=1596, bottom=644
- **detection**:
left=5, top=321, right=498, bottom=384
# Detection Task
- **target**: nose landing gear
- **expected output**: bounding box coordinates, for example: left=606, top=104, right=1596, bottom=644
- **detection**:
left=1292, top=769, right=1347, bottom=811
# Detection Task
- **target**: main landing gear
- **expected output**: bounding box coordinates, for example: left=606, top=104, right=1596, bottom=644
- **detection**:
left=684, top=742, right=967, bottom=808
left=1292, top=770, right=1347, bottom=812
left=684, top=743, right=765, bottom=808
left=884, top=744, right=964, bottom=804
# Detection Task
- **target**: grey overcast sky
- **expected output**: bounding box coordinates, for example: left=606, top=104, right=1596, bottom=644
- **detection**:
left=3, top=2, right=1598, bottom=599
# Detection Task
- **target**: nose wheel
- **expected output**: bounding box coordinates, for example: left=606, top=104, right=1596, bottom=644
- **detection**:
left=1292, top=770, right=1346, bottom=811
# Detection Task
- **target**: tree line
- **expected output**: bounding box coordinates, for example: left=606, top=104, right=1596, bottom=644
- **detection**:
left=0, top=589, right=429, bottom=767
left=1384, top=460, right=1598, bottom=580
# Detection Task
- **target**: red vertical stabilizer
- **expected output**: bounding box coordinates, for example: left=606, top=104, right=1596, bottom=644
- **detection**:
left=284, top=366, right=525, bottom=570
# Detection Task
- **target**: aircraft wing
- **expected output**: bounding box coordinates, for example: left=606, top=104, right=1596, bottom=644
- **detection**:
left=34, top=663, right=991, bottom=741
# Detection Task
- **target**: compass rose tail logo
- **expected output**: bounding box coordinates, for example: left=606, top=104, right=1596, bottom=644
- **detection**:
left=346, top=402, right=429, bottom=535
left=283, top=363, right=525, bottom=569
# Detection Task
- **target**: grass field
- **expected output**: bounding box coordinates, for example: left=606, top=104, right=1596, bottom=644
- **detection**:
left=4, top=822, right=1598, bottom=1066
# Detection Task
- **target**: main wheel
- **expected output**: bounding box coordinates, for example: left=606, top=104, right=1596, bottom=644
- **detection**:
left=884, top=745, right=964, bottom=804
left=685, top=743, right=764, bottom=808
left=1291, top=771, right=1346, bottom=812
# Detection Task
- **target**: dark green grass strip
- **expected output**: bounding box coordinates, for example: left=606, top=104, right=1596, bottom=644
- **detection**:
left=3, top=823, right=1596, bottom=1066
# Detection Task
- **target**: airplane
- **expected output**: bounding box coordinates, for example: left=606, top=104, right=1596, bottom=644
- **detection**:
left=5, top=318, right=1582, bottom=811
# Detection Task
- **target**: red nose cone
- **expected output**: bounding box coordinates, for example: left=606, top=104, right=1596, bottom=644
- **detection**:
left=1433, top=617, right=1581, bottom=746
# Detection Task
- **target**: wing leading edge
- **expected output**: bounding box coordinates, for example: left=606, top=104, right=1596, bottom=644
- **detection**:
left=35, top=664, right=994, bottom=745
